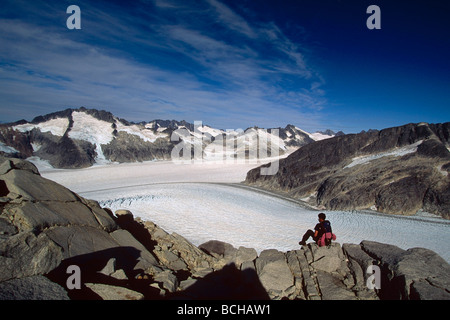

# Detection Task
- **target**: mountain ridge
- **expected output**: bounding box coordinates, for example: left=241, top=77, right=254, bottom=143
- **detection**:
left=0, top=107, right=336, bottom=169
left=245, top=122, right=450, bottom=218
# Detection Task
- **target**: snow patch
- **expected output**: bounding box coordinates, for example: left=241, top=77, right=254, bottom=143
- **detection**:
left=31, top=143, right=41, bottom=152
left=0, top=142, right=18, bottom=153
left=115, top=122, right=166, bottom=143
left=344, top=140, right=423, bottom=169
left=309, top=132, right=334, bottom=141
left=26, top=156, right=55, bottom=171
left=69, top=111, right=114, bottom=163
left=13, top=117, right=69, bottom=137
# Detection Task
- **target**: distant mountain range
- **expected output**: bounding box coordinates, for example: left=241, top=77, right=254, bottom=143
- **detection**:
left=246, top=121, right=450, bottom=218
left=0, top=107, right=339, bottom=169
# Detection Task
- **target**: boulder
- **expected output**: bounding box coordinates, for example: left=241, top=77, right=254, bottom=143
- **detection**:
left=198, top=240, right=237, bottom=260
left=309, top=243, right=345, bottom=273
left=85, top=283, right=144, bottom=300
left=231, top=246, right=258, bottom=269
left=255, top=249, right=294, bottom=298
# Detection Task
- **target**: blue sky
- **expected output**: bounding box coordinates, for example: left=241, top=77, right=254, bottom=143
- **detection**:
left=0, top=0, right=448, bottom=133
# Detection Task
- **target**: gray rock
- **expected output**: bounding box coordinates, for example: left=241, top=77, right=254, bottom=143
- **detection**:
left=110, top=269, right=128, bottom=280
left=98, top=258, right=116, bottom=276
left=153, top=270, right=179, bottom=293
left=309, top=243, right=344, bottom=273
left=110, top=229, right=159, bottom=269
left=0, top=276, right=69, bottom=300
left=0, top=231, right=63, bottom=282
left=198, top=240, right=237, bottom=259
left=361, top=240, right=406, bottom=267
left=315, top=271, right=357, bottom=300
left=342, top=243, right=377, bottom=291
left=2, top=168, right=78, bottom=202
left=255, top=249, right=294, bottom=297
left=179, top=278, right=197, bottom=291
left=45, top=225, right=119, bottom=259
left=85, top=283, right=144, bottom=300
left=392, top=247, right=450, bottom=300
left=232, top=246, right=258, bottom=268
left=241, top=260, right=256, bottom=271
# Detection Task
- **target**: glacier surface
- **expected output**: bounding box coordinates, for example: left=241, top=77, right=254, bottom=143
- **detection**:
left=41, top=161, right=450, bottom=262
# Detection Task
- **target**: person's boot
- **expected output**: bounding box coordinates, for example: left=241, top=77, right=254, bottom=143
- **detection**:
left=299, top=241, right=306, bottom=246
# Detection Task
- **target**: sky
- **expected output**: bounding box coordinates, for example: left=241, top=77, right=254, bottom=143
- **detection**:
left=0, top=0, right=449, bottom=133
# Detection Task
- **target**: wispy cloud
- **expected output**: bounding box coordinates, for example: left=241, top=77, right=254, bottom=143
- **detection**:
left=0, top=0, right=327, bottom=131
left=205, top=0, right=257, bottom=38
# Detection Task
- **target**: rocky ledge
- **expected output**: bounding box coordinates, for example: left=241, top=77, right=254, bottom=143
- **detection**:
left=0, top=157, right=449, bottom=300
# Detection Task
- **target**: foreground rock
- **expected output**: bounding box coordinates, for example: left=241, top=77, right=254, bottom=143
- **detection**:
left=1, top=157, right=449, bottom=300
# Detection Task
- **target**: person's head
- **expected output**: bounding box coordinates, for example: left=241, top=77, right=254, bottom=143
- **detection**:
left=318, top=213, right=326, bottom=222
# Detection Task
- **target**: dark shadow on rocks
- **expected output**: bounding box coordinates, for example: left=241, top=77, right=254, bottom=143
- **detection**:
left=46, top=246, right=161, bottom=300
left=115, top=213, right=158, bottom=254
left=0, top=179, right=8, bottom=197
left=169, top=263, right=270, bottom=300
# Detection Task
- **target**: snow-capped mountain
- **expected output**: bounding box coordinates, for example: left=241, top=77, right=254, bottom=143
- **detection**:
left=0, top=107, right=332, bottom=169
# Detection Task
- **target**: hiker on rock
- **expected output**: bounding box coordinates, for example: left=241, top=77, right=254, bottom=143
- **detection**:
left=299, top=213, right=336, bottom=247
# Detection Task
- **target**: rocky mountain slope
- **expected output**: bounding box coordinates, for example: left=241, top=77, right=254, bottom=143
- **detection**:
left=1, top=157, right=449, bottom=300
left=0, top=107, right=334, bottom=169
left=246, top=122, right=450, bottom=218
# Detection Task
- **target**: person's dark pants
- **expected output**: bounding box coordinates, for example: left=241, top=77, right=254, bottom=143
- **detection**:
left=301, top=229, right=318, bottom=243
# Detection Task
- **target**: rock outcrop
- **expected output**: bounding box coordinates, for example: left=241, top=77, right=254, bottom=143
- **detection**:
left=246, top=122, right=450, bottom=218
left=1, top=157, right=449, bottom=300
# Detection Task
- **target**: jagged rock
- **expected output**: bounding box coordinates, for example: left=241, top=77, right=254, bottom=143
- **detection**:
left=144, top=220, right=216, bottom=270
left=153, top=270, right=179, bottom=293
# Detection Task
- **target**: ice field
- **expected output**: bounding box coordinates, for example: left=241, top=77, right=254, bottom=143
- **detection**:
left=40, top=161, right=450, bottom=262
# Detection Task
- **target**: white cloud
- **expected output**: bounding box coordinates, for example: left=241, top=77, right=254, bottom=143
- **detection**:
left=0, top=0, right=327, bottom=131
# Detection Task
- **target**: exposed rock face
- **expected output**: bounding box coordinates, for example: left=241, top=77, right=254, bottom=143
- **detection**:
left=1, top=157, right=448, bottom=300
left=246, top=122, right=450, bottom=218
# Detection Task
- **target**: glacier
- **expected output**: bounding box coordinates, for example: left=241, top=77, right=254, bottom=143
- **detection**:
left=41, top=160, right=450, bottom=262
